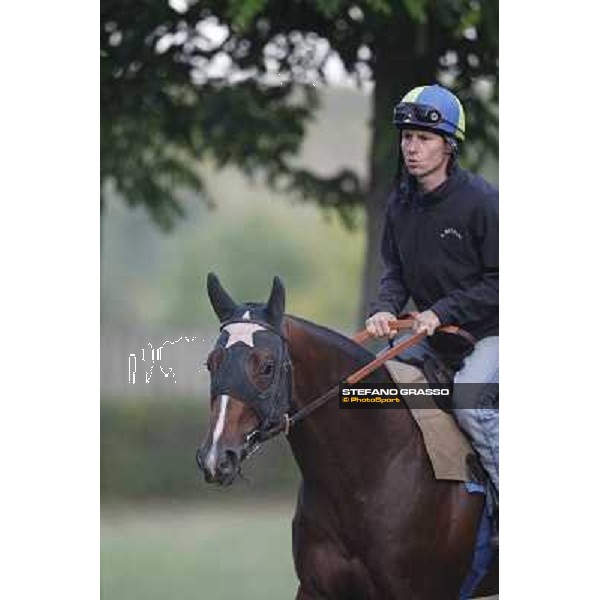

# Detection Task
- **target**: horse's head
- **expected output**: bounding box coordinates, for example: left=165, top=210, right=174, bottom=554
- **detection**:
left=196, top=273, right=293, bottom=485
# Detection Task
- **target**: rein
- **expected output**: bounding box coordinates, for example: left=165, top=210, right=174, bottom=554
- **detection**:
left=249, top=319, right=475, bottom=445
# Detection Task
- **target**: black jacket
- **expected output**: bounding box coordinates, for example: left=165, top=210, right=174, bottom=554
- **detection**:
left=370, top=165, right=499, bottom=340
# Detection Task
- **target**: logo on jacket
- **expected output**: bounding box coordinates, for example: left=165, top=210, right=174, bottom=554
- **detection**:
left=440, top=227, right=463, bottom=240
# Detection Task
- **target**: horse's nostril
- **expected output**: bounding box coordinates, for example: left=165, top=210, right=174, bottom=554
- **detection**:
left=219, top=456, right=233, bottom=473
left=226, top=449, right=239, bottom=461
left=196, top=448, right=207, bottom=471
left=217, top=450, right=238, bottom=475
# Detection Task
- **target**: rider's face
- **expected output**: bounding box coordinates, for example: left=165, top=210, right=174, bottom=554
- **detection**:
left=401, top=129, right=451, bottom=178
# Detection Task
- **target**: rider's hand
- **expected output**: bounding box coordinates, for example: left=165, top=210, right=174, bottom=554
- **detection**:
left=412, top=310, right=441, bottom=336
left=365, top=311, right=397, bottom=338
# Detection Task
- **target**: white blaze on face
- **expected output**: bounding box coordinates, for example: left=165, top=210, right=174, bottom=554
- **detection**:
left=223, top=322, right=266, bottom=348
left=206, top=394, right=230, bottom=475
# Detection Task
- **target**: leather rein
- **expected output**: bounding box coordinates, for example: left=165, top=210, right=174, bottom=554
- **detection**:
left=245, top=319, right=475, bottom=449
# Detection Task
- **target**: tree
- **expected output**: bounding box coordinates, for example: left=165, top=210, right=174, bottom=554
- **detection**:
left=101, top=0, right=498, bottom=319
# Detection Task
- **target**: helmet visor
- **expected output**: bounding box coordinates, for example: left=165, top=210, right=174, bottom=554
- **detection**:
left=394, top=102, right=442, bottom=126
left=393, top=101, right=465, bottom=140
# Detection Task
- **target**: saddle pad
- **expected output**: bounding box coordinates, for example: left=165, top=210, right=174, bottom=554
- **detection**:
left=385, top=360, right=477, bottom=482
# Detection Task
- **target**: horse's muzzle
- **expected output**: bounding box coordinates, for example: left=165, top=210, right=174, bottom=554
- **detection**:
left=196, top=445, right=240, bottom=486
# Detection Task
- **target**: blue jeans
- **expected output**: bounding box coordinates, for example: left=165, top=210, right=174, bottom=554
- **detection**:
left=392, top=334, right=499, bottom=501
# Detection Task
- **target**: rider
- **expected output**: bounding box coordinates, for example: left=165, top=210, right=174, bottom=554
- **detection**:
left=365, top=83, right=499, bottom=533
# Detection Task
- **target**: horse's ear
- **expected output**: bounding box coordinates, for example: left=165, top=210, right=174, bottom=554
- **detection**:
left=206, top=272, right=238, bottom=323
left=266, top=276, right=285, bottom=328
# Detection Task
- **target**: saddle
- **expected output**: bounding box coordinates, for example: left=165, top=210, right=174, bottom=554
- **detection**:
left=384, top=359, right=485, bottom=484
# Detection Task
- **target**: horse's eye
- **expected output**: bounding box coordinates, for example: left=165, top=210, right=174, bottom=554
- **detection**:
left=261, top=362, right=274, bottom=376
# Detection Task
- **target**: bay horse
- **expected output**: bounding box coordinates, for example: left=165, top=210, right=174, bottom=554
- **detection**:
left=196, top=273, right=498, bottom=599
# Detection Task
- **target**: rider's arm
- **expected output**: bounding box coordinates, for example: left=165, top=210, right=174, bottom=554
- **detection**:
left=369, top=208, right=410, bottom=318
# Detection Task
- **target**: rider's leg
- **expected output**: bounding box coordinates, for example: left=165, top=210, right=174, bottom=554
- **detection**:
left=452, top=336, right=499, bottom=499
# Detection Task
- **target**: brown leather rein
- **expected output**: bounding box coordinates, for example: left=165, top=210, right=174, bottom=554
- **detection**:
left=251, top=319, right=475, bottom=445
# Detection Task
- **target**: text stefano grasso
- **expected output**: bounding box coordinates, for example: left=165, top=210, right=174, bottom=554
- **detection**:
left=341, top=387, right=450, bottom=396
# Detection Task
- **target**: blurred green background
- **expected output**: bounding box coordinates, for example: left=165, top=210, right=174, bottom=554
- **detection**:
left=101, top=88, right=371, bottom=333
left=101, top=88, right=371, bottom=600
left=101, top=2, right=498, bottom=597
left=102, top=500, right=298, bottom=600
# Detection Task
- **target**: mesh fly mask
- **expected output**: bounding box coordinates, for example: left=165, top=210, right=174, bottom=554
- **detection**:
left=207, top=317, right=293, bottom=433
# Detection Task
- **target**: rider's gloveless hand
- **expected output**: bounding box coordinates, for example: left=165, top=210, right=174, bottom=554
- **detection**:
left=365, top=311, right=397, bottom=338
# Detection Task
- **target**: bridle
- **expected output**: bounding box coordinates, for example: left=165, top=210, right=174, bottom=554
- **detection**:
left=212, top=318, right=293, bottom=459
left=210, top=317, right=475, bottom=460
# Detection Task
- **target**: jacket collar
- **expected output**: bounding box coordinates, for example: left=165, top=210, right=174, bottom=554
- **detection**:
left=398, top=163, right=463, bottom=208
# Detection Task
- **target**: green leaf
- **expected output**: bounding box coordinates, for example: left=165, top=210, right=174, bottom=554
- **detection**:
left=403, top=0, right=428, bottom=24
left=366, top=0, right=393, bottom=15
left=228, top=0, right=269, bottom=31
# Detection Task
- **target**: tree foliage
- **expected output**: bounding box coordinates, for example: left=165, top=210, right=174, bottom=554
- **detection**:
left=101, top=0, right=498, bottom=233
left=102, top=0, right=498, bottom=231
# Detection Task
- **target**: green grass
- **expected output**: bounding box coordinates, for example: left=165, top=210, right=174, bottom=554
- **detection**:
left=101, top=500, right=299, bottom=600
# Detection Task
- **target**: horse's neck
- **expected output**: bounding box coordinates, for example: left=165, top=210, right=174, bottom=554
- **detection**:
left=285, top=317, right=368, bottom=406
left=283, top=317, right=423, bottom=491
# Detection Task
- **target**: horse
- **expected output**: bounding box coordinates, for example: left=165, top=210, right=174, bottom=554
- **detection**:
left=196, top=273, right=498, bottom=599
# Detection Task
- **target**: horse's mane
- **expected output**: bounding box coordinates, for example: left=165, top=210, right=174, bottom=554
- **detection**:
left=284, top=314, right=378, bottom=365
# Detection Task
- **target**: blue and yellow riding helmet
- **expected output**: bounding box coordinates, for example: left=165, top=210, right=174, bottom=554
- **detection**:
left=393, top=84, right=466, bottom=144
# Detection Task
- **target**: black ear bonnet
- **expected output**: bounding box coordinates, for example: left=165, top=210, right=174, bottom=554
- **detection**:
left=206, top=274, right=292, bottom=429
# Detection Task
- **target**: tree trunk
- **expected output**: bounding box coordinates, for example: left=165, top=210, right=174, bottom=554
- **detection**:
left=358, top=32, right=437, bottom=324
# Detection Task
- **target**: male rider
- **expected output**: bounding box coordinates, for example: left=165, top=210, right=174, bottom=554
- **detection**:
left=366, top=84, right=499, bottom=539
